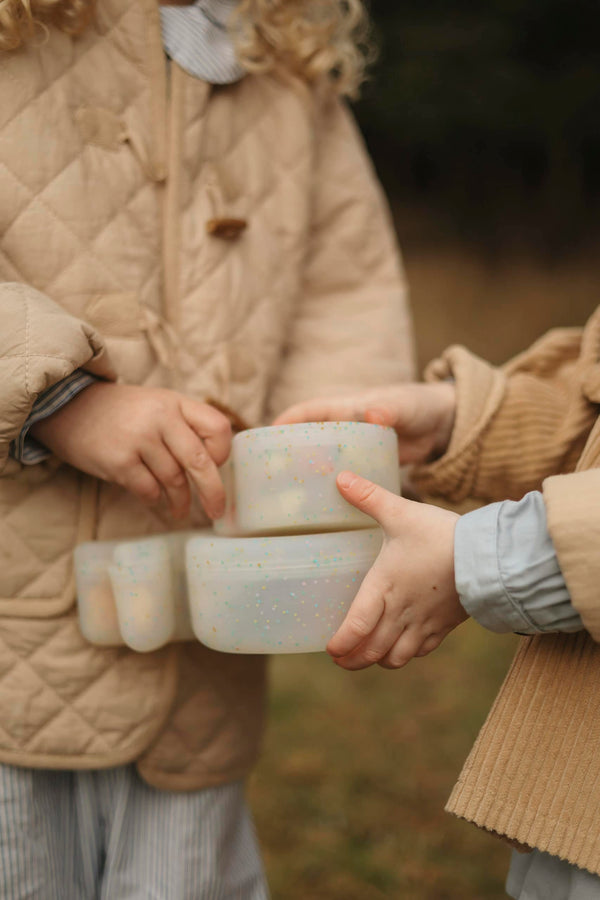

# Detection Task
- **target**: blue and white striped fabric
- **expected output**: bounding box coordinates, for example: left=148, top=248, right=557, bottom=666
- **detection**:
left=507, top=847, right=600, bottom=900
left=10, top=370, right=97, bottom=465
left=0, top=763, right=269, bottom=899
left=160, top=0, right=245, bottom=85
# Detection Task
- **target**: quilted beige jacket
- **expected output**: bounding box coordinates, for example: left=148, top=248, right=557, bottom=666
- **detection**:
left=0, top=0, right=414, bottom=789
left=414, top=307, right=600, bottom=873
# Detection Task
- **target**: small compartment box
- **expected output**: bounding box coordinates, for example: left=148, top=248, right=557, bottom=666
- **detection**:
left=216, top=421, right=400, bottom=536
left=186, top=528, right=383, bottom=654
left=74, top=533, right=196, bottom=652
left=73, top=540, right=123, bottom=647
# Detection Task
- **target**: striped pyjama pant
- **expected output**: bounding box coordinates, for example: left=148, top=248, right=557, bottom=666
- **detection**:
left=0, top=763, right=269, bottom=899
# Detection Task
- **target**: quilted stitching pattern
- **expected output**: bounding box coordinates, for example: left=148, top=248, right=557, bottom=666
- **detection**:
left=0, top=616, right=175, bottom=758
left=0, top=0, right=156, bottom=303
left=0, top=0, right=413, bottom=781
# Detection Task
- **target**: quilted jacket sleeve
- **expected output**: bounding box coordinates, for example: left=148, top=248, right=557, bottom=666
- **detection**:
left=266, top=98, right=416, bottom=418
left=0, top=282, right=115, bottom=474
left=412, top=307, right=600, bottom=502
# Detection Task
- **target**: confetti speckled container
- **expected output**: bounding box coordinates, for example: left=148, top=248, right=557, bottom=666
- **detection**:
left=109, top=537, right=176, bottom=652
left=74, top=541, right=123, bottom=646
left=217, top=422, right=400, bottom=536
left=186, top=528, right=383, bottom=654
left=74, top=533, right=197, bottom=652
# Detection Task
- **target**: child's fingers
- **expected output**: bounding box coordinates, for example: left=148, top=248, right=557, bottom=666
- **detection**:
left=123, top=462, right=163, bottom=507
left=326, top=567, right=386, bottom=659
left=414, top=632, right=445, bottom=657
left=364, top=400, right=415, bottom=434
left=335, top=610, right=409, bottom=670
left=163, top=421, right=225, bottom=519
left=378, top=629, right=430, bottom=670
left=139, top=442, right=190, bottom=519
left=272, top=397, right=360, bottom=426
left=329, top=624, right=406, bottom=671
left=336, top=471, right=404, bottom=531
left=181, top=400, right=232, bottom=467
left=364, top=407, right=392, bottom=427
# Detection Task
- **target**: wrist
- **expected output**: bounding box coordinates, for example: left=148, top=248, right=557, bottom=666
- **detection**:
left=30, top=379, right=109, bottom=447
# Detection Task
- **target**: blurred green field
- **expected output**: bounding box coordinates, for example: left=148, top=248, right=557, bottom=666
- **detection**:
left=250, top=623, right=517, bottom=899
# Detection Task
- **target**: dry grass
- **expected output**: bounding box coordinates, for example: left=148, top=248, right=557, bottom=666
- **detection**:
left=250, top=624, right=517, bottom=899
left=402, top=236, right=600, bottom=373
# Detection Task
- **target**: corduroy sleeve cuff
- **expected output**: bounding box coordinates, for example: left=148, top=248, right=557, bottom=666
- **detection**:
left=412, top=346, right=506, bottom=501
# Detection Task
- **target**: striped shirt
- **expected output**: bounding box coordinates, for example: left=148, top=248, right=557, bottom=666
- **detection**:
left=160, top=0, right=245, bottom=84
left=10, top=371, right=96, bottom=464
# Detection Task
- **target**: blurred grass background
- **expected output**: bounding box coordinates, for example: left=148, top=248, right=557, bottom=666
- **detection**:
left=250, top=627, right=517, bottom=899
left=250, top=2, right=600, bottom=897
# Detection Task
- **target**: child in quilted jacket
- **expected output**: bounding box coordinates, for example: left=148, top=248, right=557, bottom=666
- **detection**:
left=0, top=1, right=415, bottom=898
left=275, top=308, right=600, bottom=900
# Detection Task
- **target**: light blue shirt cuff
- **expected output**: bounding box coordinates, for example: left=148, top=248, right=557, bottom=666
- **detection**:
left=455, top=491, right=583, bottom=635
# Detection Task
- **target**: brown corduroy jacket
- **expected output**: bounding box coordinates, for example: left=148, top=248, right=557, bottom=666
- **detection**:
left=414, top=306, right=600, bottom=874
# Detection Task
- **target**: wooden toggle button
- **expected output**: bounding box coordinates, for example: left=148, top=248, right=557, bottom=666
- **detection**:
left=206, top=218, right=248, bottom=239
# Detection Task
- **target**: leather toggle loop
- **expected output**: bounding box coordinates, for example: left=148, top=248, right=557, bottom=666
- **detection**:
left=206, top=218, right=247, bottom=240
left=140, top=307, right=179, bottom=369
left=205, top=397, right=250, bottom=433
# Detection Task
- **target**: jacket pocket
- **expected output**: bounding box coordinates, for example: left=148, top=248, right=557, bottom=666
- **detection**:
left=0, top=466, right=96, bottom=618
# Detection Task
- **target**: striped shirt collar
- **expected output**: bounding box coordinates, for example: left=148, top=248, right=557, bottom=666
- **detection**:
left=160, top=0, right=245, bottom=85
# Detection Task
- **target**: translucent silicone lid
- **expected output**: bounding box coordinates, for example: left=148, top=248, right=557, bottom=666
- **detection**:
left=187, top=527, right=383, bottom=575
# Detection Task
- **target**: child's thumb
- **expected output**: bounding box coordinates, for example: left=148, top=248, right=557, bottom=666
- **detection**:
left=336, top=471, right=400, bottom=528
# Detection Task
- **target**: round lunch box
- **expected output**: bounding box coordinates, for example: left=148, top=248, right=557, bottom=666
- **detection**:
left=213, top=421, right=400, bottom=536
left=186, top=528, right=383, bottom=654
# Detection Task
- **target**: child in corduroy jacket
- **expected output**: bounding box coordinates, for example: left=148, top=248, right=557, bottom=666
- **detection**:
left=276, top=306, right=600, bottom=899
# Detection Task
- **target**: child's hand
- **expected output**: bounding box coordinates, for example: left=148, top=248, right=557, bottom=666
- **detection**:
left=328, top=471, right=468, bottom=670
left=30, top=382, right=232, bottom=520
left=273, top=382, right=457, bottom=464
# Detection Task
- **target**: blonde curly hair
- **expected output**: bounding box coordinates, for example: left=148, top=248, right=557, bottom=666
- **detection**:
left=0, top=0, right=373, bottom=97
left=233, top=0, right=372, bottom=98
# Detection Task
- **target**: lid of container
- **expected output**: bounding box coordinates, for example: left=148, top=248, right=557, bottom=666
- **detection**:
left=112, top=535, right=171, bottom=569
left=74, top=540, right=120, bottom=576
left=233, top=421, right=394, bottom=450
left=186, top=528, right=383, bottom=574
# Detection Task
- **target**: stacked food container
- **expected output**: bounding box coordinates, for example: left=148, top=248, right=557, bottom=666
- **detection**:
left=74, top=422, right=400, bottom=654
